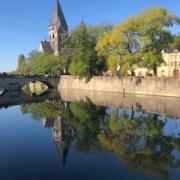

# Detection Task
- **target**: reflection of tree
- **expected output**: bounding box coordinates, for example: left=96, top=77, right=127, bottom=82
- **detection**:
left=20, top=99, right=106, bottom=159
left=20, top=100, right=62, bottom=120
left=98, top=112, right=180, bottom=178
left=20, top=101, right=72, bottom=167
left=20, top=100, right=180, bottom=177
left=68, top=99, right=106, bottom=152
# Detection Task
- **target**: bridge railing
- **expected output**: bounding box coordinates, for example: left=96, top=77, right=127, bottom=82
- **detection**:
left=0, top=74, right=61, bottom=78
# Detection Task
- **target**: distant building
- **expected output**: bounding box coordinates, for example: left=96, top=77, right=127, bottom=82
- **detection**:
left=38, top=0, right=68, bottom=55
left=133, top=67, right=153, bottom=77
left=157, top=49, right=180, bottom=77
left=132, top=49, right=180, bottom=77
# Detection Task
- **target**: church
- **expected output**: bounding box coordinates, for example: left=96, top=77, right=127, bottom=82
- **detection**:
left=38, top=0, right=68, bottom=55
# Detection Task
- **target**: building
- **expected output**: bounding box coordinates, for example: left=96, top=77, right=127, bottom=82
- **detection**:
left=38, top=0, right=68, bottom=55
left=133, top=67, right=153, bottom=77
left=157, top=49, right=180, bottom=77
left=133, top=49, right=180, bottom=77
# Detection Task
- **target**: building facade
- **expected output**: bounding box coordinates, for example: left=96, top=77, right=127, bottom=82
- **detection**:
left=133, top=49, right=180, bottom=77
left=157, top=49, right=180, bottom=77
left=38, top=0, right=68, bottom=55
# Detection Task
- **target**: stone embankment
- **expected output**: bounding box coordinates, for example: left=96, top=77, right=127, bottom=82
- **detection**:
left=59, top=75, right=180, bottom=97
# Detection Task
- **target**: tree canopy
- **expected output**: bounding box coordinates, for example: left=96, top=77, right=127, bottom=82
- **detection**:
left=16, top=8, right=179, bottom=77
left=16, top=54, right=28, bottom=74
left=68, top=22, right=108, bottom=79
left=96, top=8, right=180, bottom=75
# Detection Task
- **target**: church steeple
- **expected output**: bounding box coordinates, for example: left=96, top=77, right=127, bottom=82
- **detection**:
left=48, top=0, right=68, bottom=55
left=50, top=0, right=68, bottom=32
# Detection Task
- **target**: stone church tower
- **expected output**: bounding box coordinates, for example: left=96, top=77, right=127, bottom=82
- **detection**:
left=38, top=0, right=68, bottom=55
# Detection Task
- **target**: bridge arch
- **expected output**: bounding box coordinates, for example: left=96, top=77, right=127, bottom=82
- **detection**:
left=0, top=75, right=59, bottom=93
left=0, top=86, right=6, bottom=96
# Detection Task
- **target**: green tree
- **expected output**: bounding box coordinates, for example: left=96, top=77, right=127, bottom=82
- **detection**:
left=69, top=22, right=107, bottom=79
left=169, top=35, right=180, bottom=50
left=96, top=8, right=180, bottom=75
left=59, top=32, right=73, bottom=74
left=16, top=54, right=28, bottom=74
left=27, top=52, right=63, bottom=74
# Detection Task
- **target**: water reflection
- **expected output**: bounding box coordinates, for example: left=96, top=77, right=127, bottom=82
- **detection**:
left=0, top=86, right=5, bottom=96
left=20, top=99, right=180, bottom=179
left=22, top=81, right=48, bottom=96
left=99, top=112, right=180, bottom=178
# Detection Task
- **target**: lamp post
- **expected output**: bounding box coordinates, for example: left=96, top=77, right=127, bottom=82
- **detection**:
left=116, top=54, right=121, bottom=77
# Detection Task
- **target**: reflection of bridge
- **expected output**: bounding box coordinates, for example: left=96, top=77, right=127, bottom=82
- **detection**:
left=0, top=75, right=60, bottom=92
left=0, top=75, right=61, bottom=108
left=0, top=88, right=61, bottom=109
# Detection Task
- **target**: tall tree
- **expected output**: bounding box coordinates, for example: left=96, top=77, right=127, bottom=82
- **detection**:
left=16, top=54, right=28, bottom=74
left=69, top=22, right=107, bottom=79
left=96, top=8, right=180, bottom=75
left=27, top=52, right=63, bottom=74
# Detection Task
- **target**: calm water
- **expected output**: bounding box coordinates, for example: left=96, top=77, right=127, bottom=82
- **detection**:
left=0, top=91, right=180, bottom=180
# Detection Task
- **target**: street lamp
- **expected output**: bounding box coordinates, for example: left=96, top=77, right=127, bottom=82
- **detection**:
left=116, top=54, right=121, bottom=77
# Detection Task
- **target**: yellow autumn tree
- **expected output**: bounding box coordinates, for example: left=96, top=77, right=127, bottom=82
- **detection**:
left=96, top=8, right=180, bottom=75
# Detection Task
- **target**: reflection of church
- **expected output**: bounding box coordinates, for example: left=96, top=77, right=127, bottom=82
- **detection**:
left=42, top=116, right=71, bottom=167
left=53, top=117, right=71, bottom=167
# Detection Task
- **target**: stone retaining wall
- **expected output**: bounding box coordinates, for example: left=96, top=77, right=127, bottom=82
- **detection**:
left=59, top=76, right=180, bottom=97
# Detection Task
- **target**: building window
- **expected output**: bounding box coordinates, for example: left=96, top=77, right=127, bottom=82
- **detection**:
left=138, top=72, right=142, bottom=76
left=175, top=61, right=177, bottom=67
left=161, top=70, right=165, bottom=77
left=179, top=62, right=180, bottom=66
left=52, top=34, right=55, bottom=39
left=171, top=61, right=173, bottom=66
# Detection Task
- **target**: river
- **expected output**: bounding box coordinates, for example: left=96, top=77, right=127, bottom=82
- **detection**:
left=0, top=89, right=180, bottom=180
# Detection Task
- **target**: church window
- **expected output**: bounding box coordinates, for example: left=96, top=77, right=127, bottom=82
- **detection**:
left=52, top=34, right=55, bottom=39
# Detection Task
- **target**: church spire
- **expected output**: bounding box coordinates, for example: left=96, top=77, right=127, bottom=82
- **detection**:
left=50, top=0, right=68, bottom=32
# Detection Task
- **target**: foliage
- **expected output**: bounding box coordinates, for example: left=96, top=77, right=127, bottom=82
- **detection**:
left=16, top=54, right=28, bottom=74
left=58, top=32, right=73, bottom=74
left=27, top=52, right=63, bottom=74
left=68, top=22, right=108, bottom=79
left=96, top=8, right=180, bottom=75
left=169, top=35, right=180, bottom=50
left=16, top=8, right=179, bottom=77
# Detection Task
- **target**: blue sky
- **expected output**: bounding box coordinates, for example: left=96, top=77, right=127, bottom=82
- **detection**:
left=0, top=0, right=179, bottom=72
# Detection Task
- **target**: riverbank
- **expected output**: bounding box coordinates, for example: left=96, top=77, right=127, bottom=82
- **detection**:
left=59, top=75, right=180, bottom=97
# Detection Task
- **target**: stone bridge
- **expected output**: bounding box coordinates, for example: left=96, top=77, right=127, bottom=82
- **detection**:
left=0, top=75, right=60, bottom=92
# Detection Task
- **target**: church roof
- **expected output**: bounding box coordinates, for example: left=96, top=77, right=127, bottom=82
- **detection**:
left=40, top=41, right=53, bottom=54
left=49, top=0, right=68, bottom=32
